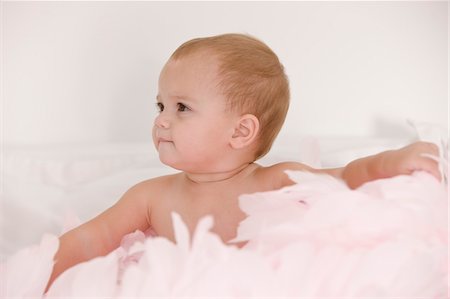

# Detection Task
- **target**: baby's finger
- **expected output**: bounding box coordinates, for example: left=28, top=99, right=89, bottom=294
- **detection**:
left=418, top=141, right=440, bottom=156
left=418, top=153, right=442, bottom=181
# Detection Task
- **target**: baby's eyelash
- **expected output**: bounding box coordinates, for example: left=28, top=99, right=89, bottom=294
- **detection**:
left=156, top=102, right=164, bottom=112
left=177, top=103, right=189, bottom=112
left=155, top=102, right=190, bottom=113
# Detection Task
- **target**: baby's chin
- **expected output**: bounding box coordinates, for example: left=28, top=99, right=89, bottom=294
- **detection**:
left=157, top=153, right=177, bottom=168
left=156, top=148, right=227, bottom=173
left=157, top=152, right=189, bottom=171
left=158, top=158, right=214, bottom=174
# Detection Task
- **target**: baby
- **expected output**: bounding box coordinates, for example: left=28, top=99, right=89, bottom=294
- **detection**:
left=46, top=33, right=440, bottom=288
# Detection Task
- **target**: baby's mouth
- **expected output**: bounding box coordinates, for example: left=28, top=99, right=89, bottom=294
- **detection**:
left=159, top=137, right=172, bottom=143
left=157, top=137, right=173, bottom=147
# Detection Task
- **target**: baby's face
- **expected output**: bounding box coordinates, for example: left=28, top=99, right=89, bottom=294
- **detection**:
left=153, top=53, right=239, bottom=172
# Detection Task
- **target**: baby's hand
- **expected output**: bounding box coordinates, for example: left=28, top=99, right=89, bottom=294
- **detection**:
left=378, top=141, right=441, bottom=181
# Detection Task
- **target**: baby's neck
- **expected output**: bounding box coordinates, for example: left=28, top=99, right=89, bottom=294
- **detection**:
left=183, top=163, right=258, bottom=185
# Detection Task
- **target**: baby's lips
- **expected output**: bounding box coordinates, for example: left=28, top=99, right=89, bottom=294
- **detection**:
left=158, top=137, right=172, bottom=143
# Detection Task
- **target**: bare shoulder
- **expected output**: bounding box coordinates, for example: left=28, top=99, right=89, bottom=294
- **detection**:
left=120, top=173, right=178, bottom=206
left=86, top=173, right=180, bottom=236
left=256, top=161, right=314, bottom=189
left=258, top=161, right=343, bottom=189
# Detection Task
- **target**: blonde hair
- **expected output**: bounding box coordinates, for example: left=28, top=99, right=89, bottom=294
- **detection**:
left=171, top=33, right=290, bottom=160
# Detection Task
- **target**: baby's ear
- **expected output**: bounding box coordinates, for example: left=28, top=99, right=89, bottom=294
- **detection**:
left=230, top=114, right=260, bottom=149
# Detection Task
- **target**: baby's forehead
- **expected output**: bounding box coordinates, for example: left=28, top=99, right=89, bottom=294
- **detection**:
left=160, top=51, right=228, bottom=97
left=165, top=51, right=224, bottom=83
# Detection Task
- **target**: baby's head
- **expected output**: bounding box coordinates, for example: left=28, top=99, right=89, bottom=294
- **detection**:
left=169, top=33, right=290, bottom=160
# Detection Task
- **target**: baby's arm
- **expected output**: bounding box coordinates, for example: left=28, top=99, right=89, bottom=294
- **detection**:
left=274, top=141, right=440, bottom=189
left=45, top=181, right=152, bottom=291
left=340, top=141, right=441, bottom=188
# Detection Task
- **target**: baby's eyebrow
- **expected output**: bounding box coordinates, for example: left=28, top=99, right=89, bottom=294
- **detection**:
left=156, top=94, right=196, bottom=103
left=174, top=95, right=197, bottom=103
left=170, top=95, right=196, bottom=103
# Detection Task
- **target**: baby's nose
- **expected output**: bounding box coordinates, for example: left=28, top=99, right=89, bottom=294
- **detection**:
left=154, top=113, right=170, bottom=128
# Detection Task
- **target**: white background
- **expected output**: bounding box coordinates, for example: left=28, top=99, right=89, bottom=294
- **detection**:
left=3, top=1, right=448, bottom=146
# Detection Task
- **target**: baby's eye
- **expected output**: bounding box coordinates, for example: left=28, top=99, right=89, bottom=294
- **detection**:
left=156, top=102, right=164, bottom=112
left=177, top=103, right=189, bottom=112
